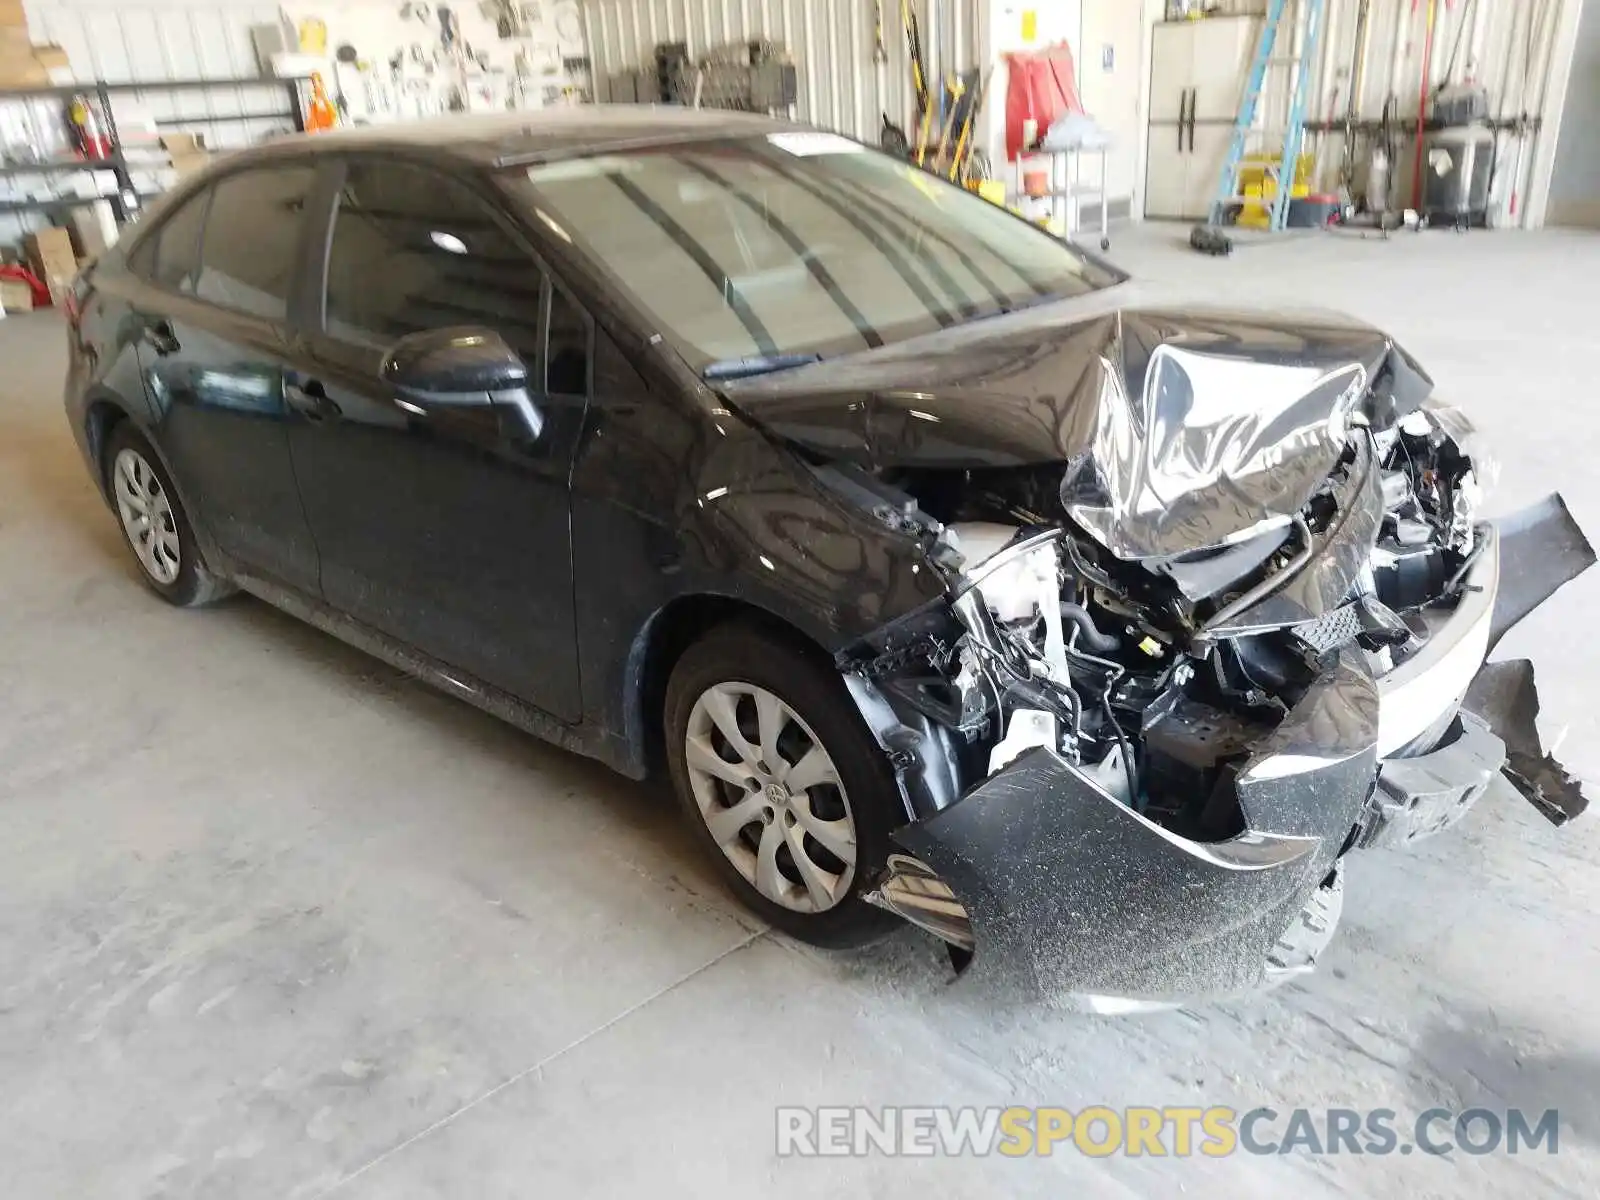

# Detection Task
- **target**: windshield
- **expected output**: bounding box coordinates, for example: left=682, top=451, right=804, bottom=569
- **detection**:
left=506, top=132, right=1121, bottom=370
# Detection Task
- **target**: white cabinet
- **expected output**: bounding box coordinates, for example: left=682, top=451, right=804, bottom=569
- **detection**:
left=1144, top=16, right=1260, bottom=220
left=1188, top=17, right=1260, bottom=121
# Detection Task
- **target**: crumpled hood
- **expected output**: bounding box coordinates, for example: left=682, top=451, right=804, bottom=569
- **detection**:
left=719, top=296, right=1433, bottom=558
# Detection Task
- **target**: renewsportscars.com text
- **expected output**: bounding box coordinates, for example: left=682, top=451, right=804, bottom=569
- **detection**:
left=775, top=1106, right=1561, bottom=1158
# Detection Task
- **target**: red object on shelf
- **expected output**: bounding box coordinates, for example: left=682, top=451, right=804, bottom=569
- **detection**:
left=66, top=94, right=113, bottom=161
left=0, top=265, right=52, bottom=308
left=1002, top=43, right=1084, bottom=163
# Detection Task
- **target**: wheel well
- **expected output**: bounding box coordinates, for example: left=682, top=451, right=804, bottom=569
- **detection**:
left=631, top=594, right=831, bottom=777
left=85, top=399, right=130, bottom=495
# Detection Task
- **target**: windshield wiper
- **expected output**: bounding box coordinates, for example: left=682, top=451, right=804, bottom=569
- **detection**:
left=703, top=353, right=823, bottom=382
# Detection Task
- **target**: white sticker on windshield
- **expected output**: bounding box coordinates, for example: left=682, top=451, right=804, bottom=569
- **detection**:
left=766, top=132, right=864, bottom=157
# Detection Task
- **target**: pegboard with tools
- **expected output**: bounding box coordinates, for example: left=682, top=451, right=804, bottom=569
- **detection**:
left=272, top=1, right=589, bottom=125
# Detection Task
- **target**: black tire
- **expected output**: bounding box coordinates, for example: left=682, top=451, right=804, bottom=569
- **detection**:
left=664, top=623, right=902, bottom=947
left=103, top=423, right=232, bottom=608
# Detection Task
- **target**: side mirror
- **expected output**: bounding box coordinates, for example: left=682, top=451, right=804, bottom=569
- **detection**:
left=380, top=327, right=528, bottom=398
left=379, top=326, right=542, bottom=438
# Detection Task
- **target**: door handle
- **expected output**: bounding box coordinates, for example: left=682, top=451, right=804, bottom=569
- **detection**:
left=285, top=378, right=341, bottom=422
left=1187, top=89, right=1197, bottom=152
left=141, top=320, right=180, bottom=356
left=1178, top=89, right=1187, bottom=152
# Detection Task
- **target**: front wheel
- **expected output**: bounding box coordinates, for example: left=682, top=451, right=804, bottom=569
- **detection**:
left=664, top=624, right=902, bottom=946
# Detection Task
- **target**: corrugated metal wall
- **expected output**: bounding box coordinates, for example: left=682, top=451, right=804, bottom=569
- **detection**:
left=1263, top=0, right=1570, bottom=225
left=21, top=0, right=293, bottom=148
left=583, top=0, right=1575, bottom=227
left=24, top=0, right=283, bottom=86
left=3, top=0, right=1579, bottom=248
left=4, top=1, right=297, bottom=246
left=581, top=0, right=984, bottom=146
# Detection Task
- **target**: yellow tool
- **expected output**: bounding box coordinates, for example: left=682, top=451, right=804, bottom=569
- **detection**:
left=947, top=69, right=988, bottom=183
left=933, top=74, right=965, bottom=174
left=902, top=0, right=934, bottom=166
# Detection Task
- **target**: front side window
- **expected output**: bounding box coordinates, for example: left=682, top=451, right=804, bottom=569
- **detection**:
left=323, top=160, right=544, bottom=364
left=195, top=165, right=315, bottom=320
left=507, top=134, right=1122, bottom=370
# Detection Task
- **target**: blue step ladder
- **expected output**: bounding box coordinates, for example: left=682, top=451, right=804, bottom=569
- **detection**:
left=1191, top=0, right=1328, bottom=253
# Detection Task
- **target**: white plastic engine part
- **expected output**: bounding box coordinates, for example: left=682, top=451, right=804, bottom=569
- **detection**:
left=949, top=522, right=1071, bottom=683
left=948, top=522, right=1044, bottom=623
left=945, top=522, right=1016, bottom=576
left=988, top=708, right=1059, bottom=774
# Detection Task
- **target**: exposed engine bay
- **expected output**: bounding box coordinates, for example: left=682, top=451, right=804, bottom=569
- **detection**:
left=837, top=401, right=1502, bottom=841
left=723, top=304, right=1593, bottom=1004
left=814, top=400, right=1588, bottom=1002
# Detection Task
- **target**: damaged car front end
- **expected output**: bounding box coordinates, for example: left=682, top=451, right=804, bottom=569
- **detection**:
left=723, top=306, right=1593, bottom=1007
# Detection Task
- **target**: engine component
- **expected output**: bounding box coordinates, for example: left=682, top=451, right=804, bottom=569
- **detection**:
left=989, top=708, right=1060, bottom=774
left=1060, top=602, right=1120, bottom=653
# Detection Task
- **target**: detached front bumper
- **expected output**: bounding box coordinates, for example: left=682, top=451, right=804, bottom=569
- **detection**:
left=889, top=649, right=1379, bottom=1005
left=873, top=501, right=1591, bottom=1006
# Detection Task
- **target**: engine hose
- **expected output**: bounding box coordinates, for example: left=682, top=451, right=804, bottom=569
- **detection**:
left=1060, top=602, right=1120, bottom=654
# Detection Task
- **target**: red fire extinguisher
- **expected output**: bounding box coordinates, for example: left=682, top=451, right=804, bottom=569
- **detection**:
left=66, top=94, right=112, bottom=160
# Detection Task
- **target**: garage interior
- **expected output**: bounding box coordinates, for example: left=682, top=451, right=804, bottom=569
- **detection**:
left=3, top=1, right=1599, bottom=1196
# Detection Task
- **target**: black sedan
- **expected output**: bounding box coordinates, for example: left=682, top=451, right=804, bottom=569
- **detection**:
left=65, top=109, right=1591, bottom=1007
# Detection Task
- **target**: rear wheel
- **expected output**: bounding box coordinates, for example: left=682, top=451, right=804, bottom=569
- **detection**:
left=104, top=424, right=232, bottom=607
left=665, top=624, right=902, bottom=946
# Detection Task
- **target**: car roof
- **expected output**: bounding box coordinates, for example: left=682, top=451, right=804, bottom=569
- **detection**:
left=258, top=106, right=802, bottom=167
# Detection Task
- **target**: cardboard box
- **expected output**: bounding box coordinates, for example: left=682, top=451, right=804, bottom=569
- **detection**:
left=0, top=25, right=31, bottom=56
left=1, top=278, right=34, bottom=312
left=0, top=60, right=45, bottom=89
left=1, top=279, right=33, bottom=313
left=161, top=132, right=211, bottom=179
left=160, top=132, right=202, bottom=156
left=31, top=42, right=71, bottom=83
left=0, top=0, right=28, bottom=28
left=65, top=201, right=116, bottom=259
left=0, top=30, right=71, bottom=90
left=23, top=227, right=77, bottom=304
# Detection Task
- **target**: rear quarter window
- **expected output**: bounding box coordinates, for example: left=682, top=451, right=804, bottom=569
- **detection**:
left=127, top=188, right=211, bottom=292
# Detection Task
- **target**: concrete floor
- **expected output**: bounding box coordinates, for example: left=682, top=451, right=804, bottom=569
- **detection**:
left=4, top=223, right=1600, bottom=1198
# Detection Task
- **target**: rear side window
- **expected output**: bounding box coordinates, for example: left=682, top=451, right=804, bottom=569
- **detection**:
left=323, top=160, right=543, bottom=362
left=128, top=189, right=210, bottom=292
left=195, top=165, right=315, bottom=321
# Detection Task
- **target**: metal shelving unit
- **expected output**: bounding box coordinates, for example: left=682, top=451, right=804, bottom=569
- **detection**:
left=1015, top=147, right=1113, bottom=251
left=0, top=76, right=307, bottom=228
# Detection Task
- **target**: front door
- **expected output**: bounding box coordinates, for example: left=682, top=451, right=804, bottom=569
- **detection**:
left=285, top=157, right=588, bottom=721
left=134, top=165, right=321, bottom=591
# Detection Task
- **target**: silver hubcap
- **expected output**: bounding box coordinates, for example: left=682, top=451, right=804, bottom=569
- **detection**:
left=112, top=448, right=181, bottom=585
left=684, top=682, right=857, bottom=913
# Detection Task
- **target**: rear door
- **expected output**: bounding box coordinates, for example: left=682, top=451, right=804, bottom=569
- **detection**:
left=130, top=164, right=321, bottom=590
left=285, top=155, right=588, bottom=720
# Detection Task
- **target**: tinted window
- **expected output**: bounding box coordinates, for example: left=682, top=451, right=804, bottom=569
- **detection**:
left=195, top=166, right=314, bottom=320
left=546, top=282, right=589, bottom=395
left=130, top=189, right=210, bottom=292
left=323, top=161, right=543, bottom=363
left=510, top=138, right=1121, bottom=368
